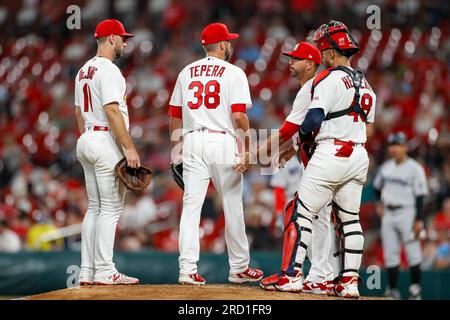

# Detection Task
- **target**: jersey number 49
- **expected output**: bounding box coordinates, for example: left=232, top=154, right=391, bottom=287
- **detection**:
left=188, top=80, right=220, bottom=109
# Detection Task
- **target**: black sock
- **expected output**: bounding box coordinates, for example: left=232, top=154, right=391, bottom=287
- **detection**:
left=387, top=266, right=399, bottom=289
left=410, top=264, right=421, bottom=285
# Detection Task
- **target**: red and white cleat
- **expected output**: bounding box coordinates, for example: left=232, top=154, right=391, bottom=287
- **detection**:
left=334, top=276, right=360, bottom=299
left=229, top=268, right=264, bottom=284
left=178, top=273, right=206, bottom=285
left=93, top=273, right=139, bottom=285
left=274, top=270, right=303, bottom=292
left=326, top=280, right=338, bottom=296
left=260, top=273, right=282, bottom=291
left=78, top=275, right=94, bottom=286
left=302, top=280, right=327, bottom=295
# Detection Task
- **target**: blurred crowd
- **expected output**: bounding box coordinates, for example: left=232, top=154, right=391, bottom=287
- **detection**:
left=0, top=0, right=449, bottom=270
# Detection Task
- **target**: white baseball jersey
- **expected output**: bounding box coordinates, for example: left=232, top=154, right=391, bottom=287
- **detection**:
left=74, top=56, right=129, bottom=130
left=308, top=68, right=376, bottom=144
left=169, top=56, right=252, bottom=135
left=373, top=158, right=428, bottom=206
left=286, top=78, right=313, bottom=125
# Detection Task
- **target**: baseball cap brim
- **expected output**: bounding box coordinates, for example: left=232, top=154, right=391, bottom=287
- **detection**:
left=282, top=52, right=298, bottom=59
left=121, top=32, right=135, bottom=38
left=226, top=33, right=239, bottom=41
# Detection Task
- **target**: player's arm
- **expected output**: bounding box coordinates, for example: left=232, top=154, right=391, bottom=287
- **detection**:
left=75, top=106, right=85, bottom=134
left=104, top=103, right=140, bottom=168
left=366, top=123, right=374, bottom=140
left=232, top=112, right=252, bottom=174
left=168, top=105, right=183, bottom=164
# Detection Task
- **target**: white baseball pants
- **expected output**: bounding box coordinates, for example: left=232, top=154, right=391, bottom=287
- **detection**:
left=178, top=130, right=250, bottom=275
left=295, top=139, right=369, bottom=277
left=76, top=130, right=125, bottom=279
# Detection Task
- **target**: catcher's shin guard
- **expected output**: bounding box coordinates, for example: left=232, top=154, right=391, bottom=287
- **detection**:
left=281, top=193, right=312, bottom=276
left=331, top=201, right=364, bottom=277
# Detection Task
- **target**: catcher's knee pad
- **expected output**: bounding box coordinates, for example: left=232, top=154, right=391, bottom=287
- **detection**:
left=332, top=201, right=364, bottom=277
left=281, top=193, right=313, bottom=276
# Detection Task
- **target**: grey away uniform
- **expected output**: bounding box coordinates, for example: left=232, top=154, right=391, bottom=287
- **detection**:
left=373, top=158, right=428, bottom=267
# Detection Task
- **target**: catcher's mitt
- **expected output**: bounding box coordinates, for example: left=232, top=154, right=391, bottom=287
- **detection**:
left=170, top=162, right=184, bottom=190
left=296, top=132, right=317, bottom=167
left=115, top=157, right=152, bottom=191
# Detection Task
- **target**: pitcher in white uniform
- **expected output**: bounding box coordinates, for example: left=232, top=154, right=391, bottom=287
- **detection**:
left=75, top=19, right=140, bottom=285
left=168, top=23, right=263, bottom=285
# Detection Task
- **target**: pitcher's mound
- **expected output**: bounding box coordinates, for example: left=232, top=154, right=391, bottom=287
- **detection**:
left=21, top=284, right=385, bottom=300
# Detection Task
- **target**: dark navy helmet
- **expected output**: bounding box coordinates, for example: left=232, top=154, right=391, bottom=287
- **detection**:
left=388, top=132, right=408, bottom=145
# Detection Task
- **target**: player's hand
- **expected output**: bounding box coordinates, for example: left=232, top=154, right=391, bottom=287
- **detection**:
left=124, top=148, right=141, bottom=168
left=374, top=202, right=384, bottom=218
left=235, top=152, right=252, bottom=174
left=413, top=220, right=425, bottom=240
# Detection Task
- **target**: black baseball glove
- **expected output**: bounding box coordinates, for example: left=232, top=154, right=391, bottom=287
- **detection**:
left=170, top=162, right=184, bottom=190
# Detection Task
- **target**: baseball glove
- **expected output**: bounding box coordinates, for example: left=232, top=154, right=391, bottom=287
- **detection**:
left=296, top=132, right=317, bottom=167
left=170, top=162, right=184, bottom=190
left=115, top=157, right=153, bottom=191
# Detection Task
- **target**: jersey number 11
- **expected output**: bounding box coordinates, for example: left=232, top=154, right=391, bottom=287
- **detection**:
left=83, top=84, right=93, bottom=112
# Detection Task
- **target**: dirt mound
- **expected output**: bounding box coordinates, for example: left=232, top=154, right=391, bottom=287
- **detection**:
left=22, top=284, right=385, bottom=300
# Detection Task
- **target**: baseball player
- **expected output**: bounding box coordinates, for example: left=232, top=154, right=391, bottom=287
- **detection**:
left=373, top=132, right=428, bottom=300
left=258, top=42, right=335, bottom=294
left=270, top=20, right=377, bottom=299
left=75, top=19, right=140, bottom=285
left=168, top=23, right=263, bottom=285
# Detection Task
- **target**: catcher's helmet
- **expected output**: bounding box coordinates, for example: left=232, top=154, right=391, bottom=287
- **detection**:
left=310, top=20, right=360, bottom=57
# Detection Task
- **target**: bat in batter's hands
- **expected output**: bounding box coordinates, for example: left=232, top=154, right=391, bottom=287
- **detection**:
left=235, top=152, right=252, bottom=174
left=125, top=147, right=141, bottom=168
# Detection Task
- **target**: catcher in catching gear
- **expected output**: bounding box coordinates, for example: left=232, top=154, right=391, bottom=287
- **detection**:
left=258, top=42, right=336, bottom=294
left=115, top=157, right=153, bottom=191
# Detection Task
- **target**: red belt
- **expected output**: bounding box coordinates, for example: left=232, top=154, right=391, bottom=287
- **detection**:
left=93, top=126, right=109, bottom=131
left=207, top=129, right=226, bottom=134
left=188, top=128, right=226, bottom=134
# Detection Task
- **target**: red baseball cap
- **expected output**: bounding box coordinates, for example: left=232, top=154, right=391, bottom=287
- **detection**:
left=282, top=42, right=321, bottom=65
left=201, top=23, right=239, bottom=45
left=94, top=19, right=134, bottom=39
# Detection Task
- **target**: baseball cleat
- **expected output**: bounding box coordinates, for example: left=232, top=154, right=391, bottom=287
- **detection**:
left=178, top=273, right=206, bottom=285
left=229, top=268, right=264, bottom=284
left=302, top=280, right=327, bottom=295
left=260, top=273, right=282, bottom=291
left=326, top=280, right=338, bottom=296
left=408, top=284, right=422, bottom=300
left=274, top=270, right=303, bottom=292
left=333, top=276, right=360, bottom=299
left=78, top=276, right=94, bottom=286
left=93, top=272, right=139, bottom=285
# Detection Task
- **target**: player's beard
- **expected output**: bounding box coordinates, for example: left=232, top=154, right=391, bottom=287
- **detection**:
left=114, top=44, right=124, bottom=59
left=224, top=46, right=232, bottom=61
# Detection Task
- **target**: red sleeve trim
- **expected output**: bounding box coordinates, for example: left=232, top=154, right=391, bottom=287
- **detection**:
left=168, top=105, right=182, bottom=119
left=231, top=103, right=247, bottom=113
left=274, top=187, right=286, bottom=214
left=279, top=121, right=300, bottom=142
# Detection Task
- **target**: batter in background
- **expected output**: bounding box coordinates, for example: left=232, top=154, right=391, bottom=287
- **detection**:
left=168, top=23, right=263, bottom=285
left=373, top=132, right=428, bottom=300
